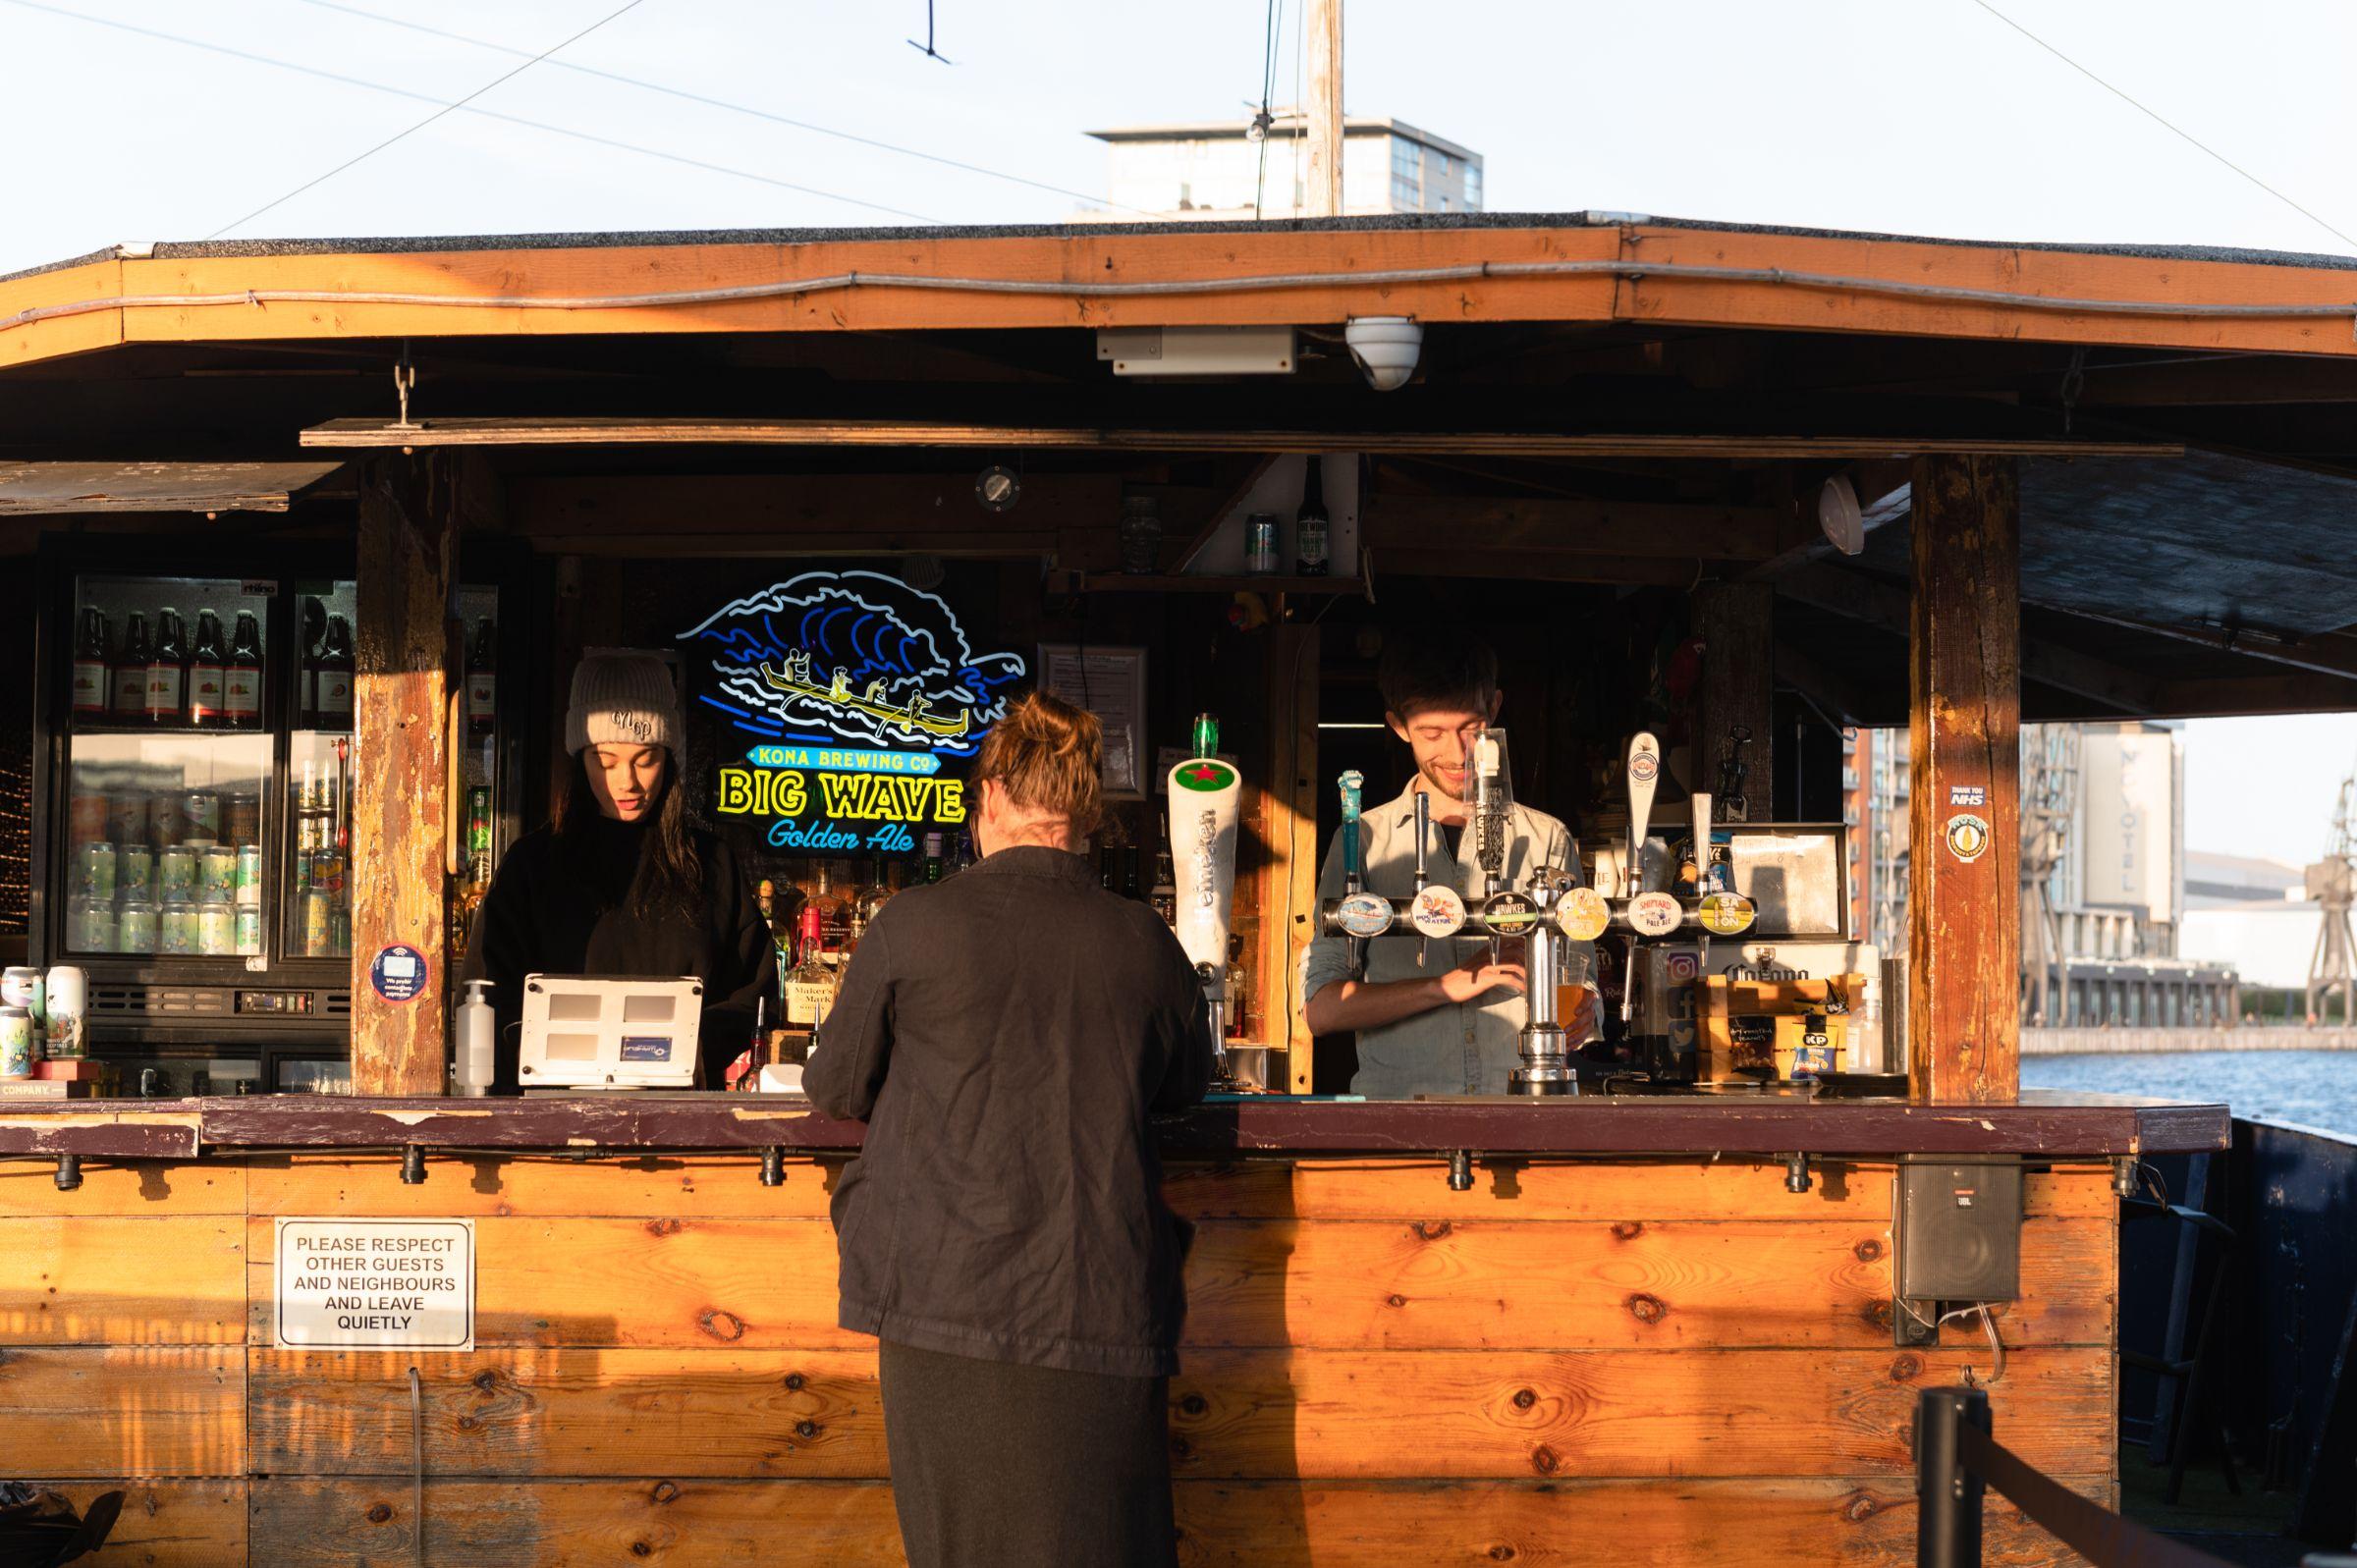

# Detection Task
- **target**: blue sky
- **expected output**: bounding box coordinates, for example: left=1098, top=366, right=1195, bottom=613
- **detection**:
left=5, top=0, right=2354, bottom=859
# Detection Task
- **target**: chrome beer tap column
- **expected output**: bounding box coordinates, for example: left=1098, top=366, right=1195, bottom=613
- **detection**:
left=1319, top=770, right=1395, bottom=975
left=1508, top=870, right=1577, bottom=1096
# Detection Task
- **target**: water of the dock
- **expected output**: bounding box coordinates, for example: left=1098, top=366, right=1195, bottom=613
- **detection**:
left=2024, top=1049, right=2357, bottom=1139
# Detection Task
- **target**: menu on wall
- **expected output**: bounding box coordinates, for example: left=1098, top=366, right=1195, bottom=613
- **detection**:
left=1037, top=644, right=1148, bottom=798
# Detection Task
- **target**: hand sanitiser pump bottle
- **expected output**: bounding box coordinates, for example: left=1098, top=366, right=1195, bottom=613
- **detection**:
left=456, top=980, right=496, bottom=1097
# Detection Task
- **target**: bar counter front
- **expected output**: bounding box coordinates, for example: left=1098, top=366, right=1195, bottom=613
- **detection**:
left=1, top=1089, right=2222, bottom=1566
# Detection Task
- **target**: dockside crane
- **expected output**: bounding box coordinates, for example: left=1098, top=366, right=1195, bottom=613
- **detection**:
left=2306, top=768, right=2356, bottom=1025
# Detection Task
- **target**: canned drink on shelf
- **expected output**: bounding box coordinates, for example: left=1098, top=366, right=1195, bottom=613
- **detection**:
left=309, top=850, right=346, bottom=896
left=105, top=793, right=146, bottom=845
left=116, top=899, right=158, bottom=954
left=41, top=966, right=85, bottom=1061
left=70, top=896, right=115, bottom=952
left=160, top=904, right=200, bottom=956
left=223, top=793, right=261, bottom=848
left=155, top=845, right=198, bottom=903
left=0, top=966, right=41, bottom=1018
left=234, top=845, right=263, bottom=906
left=72, top=840, right=117, bottom=899
left=299, top=890, right=333, bottom=957
left=67, top=794, right=108, bottom=845
left=117, top=844, right=153, bottom=900
left=197, top=900, right=236, bottom=957
left=0, top=1006, right=32, bottom=1077
left=180, top=792, right=221, bottom=842
left=149, top=794, right=186, bottom=849
left=199, top=845, right=239, bottom=902
left=235, top=904, right=262, bottom=955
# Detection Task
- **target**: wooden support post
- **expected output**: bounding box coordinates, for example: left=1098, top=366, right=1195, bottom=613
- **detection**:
left=1907, top=455, right=2021, bottom=1104
left=352, top=453, right=456, bottom=1097
left=1304, top=0, right=1344, bottom=217
left=1258, top=616, right=1321, bottom=1091
left=1693, top=582, right=1774, bottom=817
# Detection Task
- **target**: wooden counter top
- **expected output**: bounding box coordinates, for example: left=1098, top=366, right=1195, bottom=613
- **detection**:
left=0, top=1089, right=2227, bottom=1162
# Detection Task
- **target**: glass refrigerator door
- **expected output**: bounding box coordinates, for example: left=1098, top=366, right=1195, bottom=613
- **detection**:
left=63, top=574, right=274, bottom=963
left=451, top=585, right=501, bottom=962
left=284, top=579, right=357, bottom=963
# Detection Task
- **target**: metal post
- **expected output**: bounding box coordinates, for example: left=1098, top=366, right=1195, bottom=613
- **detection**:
left=1916, top=1385, right=1990, bottom=1568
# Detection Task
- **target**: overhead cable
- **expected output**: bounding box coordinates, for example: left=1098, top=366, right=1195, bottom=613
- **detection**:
left=297, top=0, right=1153, bottom=218
left=205, top=0, right=652, bottom=239
left=3, top=0, right=934, bottom=224
left=1968, top=0, right=2357, bottom=254
left=12, top=257, right=2357, bottom=335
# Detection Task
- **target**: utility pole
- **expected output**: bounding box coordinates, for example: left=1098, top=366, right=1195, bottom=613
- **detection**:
left=2306, top=772, right=2356, bottom=1024
left=1304, top=0, right=1343, bottom=217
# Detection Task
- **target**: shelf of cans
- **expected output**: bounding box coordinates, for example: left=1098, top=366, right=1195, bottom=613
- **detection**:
left=65, top=784, right=267, bottom=957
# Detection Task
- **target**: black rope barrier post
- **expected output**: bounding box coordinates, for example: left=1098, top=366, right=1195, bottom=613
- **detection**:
left=1917, top=1385, right=1992, bottom=1568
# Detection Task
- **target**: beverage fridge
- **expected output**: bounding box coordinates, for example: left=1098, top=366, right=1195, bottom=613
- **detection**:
left=31, top=543, right=529, bottom=1095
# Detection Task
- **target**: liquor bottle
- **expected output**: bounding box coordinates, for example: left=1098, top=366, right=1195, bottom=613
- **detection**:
left=953, top=831, right=976, bottom=874
left=1121, top=845, right=1143, bottom=901
left=298, top=599, right=324, bottom=728
left=110, top=612, right=150, bottom=719
left=921, top=832, right=945, bottom=884
left=855, top=854, right=898, bottom=939
left=1150, top=844, right=1177, bottom=927
left=465, top=618, right=497, bottom=738
left=186, top=611, right=229, bottom=725
left=1224, top=935, right=1248, bottom=1041
left=145, top=608, right=188, bottom=727
left=783, top=904, right=837, bottom=1030
left=757, top=879, right=794, bottom=974
left=223, top=611, right=264, bottom=729
left=314, top=615, right=356, bottom=729
left=1293, top=457, right=1331, bottom=577
left=70, top=608, right=110, bottom=720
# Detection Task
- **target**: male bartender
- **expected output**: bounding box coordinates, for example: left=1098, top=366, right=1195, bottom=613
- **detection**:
left=1302, top=628, right=1598, bottom=1096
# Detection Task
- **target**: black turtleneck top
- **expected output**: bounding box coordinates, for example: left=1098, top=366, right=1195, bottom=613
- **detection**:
left=461, top=814, right=780, bottom=1092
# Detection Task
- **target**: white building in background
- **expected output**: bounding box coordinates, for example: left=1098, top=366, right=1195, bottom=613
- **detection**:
left=1078, top=115, right=1482, bottom=222
left=2179, top=850, right=2317, bottom=991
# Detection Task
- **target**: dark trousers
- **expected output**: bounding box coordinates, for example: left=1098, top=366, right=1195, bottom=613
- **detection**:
left=877, top=1339, right=1178, bottom=1568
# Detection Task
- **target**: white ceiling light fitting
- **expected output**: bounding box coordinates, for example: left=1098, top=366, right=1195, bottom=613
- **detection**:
left=1818, top=473, right=1865, bottom=556
left=1343, top=316, right=1422, bottom=392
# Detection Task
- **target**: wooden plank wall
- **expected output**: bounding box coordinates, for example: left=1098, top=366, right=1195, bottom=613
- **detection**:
left=0, top=1153, right=2114, bottom=1565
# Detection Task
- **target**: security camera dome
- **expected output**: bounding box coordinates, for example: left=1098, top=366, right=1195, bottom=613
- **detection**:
left=1344, top=316, right=1423, bottom=392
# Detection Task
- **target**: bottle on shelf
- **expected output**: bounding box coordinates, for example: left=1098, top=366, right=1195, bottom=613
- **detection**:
left=1121, top=845, right=1143, bottom=901
left=816, top=860, right=854, bottom=958
left=1224, top=935, right=1249, bottom=1041
left=314, top=614, right=356, bottom=729
left=854, top=853, right=898, bottom=942
left=71, top=608, right=110, bottom=720
left=465, top=618, right=497, bottom=738
left=757, top=879, right=795, bottom=975
left=783, top=903, right=837, bottom=1031
left=144, top=608, right=188, bottom=727
left=1294, top=456, right=1331, bottom=577
left=1150, top=840, right=1178, bottom=928
left=110, top=611, right=150, bottom=719
left=298, top=598, right=325, bottom=728
left=952, top=831, right=975, bottom=874
left=224, top=611, right=264, bottom=729
left=186, top=610, right=229, bottom=725
left=921, top=832, right=946, bottom=884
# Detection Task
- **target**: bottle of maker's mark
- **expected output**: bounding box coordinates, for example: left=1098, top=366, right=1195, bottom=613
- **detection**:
left=784, top=904, right=837, bottom=1031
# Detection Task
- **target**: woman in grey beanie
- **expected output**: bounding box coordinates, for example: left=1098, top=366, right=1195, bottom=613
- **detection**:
left=461, top=651, right=779, bottom=1089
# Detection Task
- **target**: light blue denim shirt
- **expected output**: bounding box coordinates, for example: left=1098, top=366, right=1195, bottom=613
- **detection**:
left=1300, top=781, right=1590, bottom=1098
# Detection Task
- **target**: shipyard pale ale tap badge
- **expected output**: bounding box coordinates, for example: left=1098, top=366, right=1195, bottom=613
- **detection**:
left=682, top=570, right=1027, bottom=854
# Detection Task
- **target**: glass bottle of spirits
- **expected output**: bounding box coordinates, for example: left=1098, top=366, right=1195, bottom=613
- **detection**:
left=110, top=611, right=150, bottom=719
left=186, top=611, right=229, bottom=725
left=298, top=599, right=324, bottom=728
left=783, top=904, right=837, bottom=1032
left=224, top=611, right=265, bottom=729
left=1150, top=843, right=1177, bottom=927
left=145, top=608, right=187, bottom=726
left=71, top=607, right=110, bottom=720
left=921, top=832, right=945, bottom=884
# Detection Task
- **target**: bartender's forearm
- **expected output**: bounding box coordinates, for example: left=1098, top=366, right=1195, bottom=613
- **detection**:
left=1303, top=975, right=1451, bottom=1036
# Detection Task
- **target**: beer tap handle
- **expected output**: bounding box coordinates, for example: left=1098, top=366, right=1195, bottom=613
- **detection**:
left=1623, top=731, right=1661, bottom=898
left=1689, top=791, right=1714, bottom=889
left=1413, top=789, right=1433, bottom=968
left=1340, top=770, right=1366, bottom=894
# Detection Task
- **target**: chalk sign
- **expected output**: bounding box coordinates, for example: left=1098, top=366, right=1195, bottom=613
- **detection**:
left=274, top=1217, right=475, bottom=1350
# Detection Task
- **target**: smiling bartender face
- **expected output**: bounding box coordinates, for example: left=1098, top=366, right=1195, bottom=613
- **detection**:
left=1302, top=628, right=1599, bottom=1097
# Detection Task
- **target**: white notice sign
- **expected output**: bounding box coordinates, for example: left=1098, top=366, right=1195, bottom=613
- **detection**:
left=274, top=1217, right=475, bottom=1350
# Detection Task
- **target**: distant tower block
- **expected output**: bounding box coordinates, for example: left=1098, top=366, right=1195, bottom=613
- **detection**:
left=2306, top=774, right=2356, bottom=1025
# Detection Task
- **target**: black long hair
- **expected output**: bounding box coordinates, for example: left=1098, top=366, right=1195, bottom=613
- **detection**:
left=558, top=747, right=704, bottom=922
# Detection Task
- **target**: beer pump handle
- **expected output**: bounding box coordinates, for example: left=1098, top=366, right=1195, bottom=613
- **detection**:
left=1624, top=732, right=1661, bottom=898
left=1689, top=791, right=1713, bottom=886
left=1413, top=789, right=1433, bottom=968
left=1339, top=770, right=1366, bottom=893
